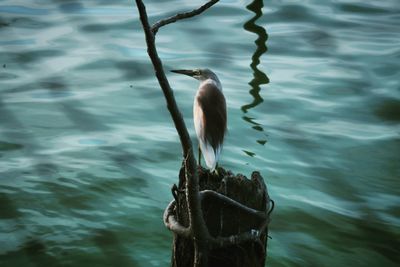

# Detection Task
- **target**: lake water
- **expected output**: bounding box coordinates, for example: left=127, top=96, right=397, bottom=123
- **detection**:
left=0, top=0, right=399, bottom=266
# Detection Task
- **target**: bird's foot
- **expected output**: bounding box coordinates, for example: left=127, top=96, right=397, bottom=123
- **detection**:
left=212, top=168, right=219, bottom=177
left=212, top=163, right=221, bottom=177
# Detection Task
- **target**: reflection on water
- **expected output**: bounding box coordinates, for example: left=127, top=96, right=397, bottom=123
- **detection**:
left=241, top=0, right=269, bottom=115
left=240, top=0, right=269, bottom=152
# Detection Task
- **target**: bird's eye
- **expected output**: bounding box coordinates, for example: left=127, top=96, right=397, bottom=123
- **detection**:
left=196, top=71, right=201, bottom=76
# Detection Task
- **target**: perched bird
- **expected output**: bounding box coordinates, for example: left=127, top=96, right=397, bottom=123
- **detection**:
left=171, top=68, right=227, bottom=172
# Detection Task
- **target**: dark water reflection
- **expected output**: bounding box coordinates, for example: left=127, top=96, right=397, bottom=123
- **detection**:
left=1, top=0, right=400, bottom=266
left=241, top=0, right=269, bottom=114
left=240, top=0, right=270, bottom=154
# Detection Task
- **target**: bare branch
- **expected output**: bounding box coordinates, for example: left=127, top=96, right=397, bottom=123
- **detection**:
left=135, top=1, right=214, bottom=266
left=163, top=200, right=191, bottom=237
left=135, top=0, right=193, bottom=158
left=151, top=0, right=219, bottom=34
left=200, top=190, right=267, bottom=220
left=135, top=1, right=270, bottom=265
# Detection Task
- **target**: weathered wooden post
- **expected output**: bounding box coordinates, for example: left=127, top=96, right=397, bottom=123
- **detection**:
left=172, top=167, right=272, bottom=267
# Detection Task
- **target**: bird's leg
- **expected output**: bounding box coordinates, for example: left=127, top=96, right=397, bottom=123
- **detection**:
left=212, top=163, right=219, bottom=176
left=198, top=145, right=202, bottom=167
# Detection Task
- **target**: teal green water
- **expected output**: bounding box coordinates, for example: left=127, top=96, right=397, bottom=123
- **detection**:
left=1, top=0, right=399, bottom=266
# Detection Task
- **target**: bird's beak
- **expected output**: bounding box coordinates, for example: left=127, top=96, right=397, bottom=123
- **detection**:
left=170, top=69, right=196, bottom=77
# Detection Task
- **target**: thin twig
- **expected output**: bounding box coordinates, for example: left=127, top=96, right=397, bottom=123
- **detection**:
left=151, top=0, right=219, bottom=34
left=268, top=199, right=275, bottom=216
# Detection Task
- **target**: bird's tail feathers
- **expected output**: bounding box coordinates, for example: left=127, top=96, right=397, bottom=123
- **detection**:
left=200, top=142, right=221, bottom=172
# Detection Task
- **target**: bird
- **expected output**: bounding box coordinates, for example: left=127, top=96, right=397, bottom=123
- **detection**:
left=171, top=68, right=227, bottom=172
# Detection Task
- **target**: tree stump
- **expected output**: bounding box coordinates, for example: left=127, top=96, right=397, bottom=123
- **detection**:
left=172, top=166, right=271, bottom=267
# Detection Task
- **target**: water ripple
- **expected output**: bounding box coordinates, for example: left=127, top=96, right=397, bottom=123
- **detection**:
left=0, top=0, right=399, bottom=266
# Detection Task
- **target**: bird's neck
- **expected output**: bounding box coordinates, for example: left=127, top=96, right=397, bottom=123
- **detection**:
left=200, top=78, right=222, bottom=91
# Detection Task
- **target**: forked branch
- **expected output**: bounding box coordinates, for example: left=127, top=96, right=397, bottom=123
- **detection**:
left=135, top=1, right=270, bottom=266
left=135, top=1, right=217, bottom=266
left=151, top=0, right=219, bottom=34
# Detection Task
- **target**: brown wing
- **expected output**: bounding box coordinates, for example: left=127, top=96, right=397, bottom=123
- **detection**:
left=197, top=83, right=227, bottom=151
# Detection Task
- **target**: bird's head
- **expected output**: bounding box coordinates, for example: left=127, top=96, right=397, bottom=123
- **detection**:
left=171, top=68, right=218, bottom=82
